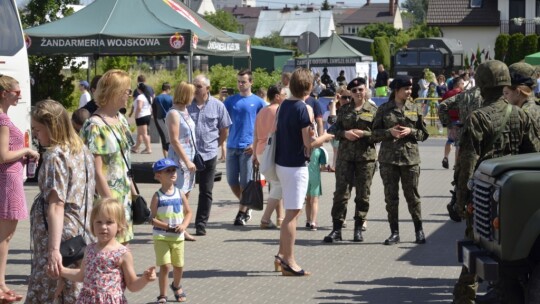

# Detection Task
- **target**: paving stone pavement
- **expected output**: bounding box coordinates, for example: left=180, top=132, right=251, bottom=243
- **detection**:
left=7, top=138, right=468, bottom=303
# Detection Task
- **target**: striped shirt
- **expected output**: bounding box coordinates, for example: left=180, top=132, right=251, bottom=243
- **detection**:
left=152, top=188, right=184, bottom=241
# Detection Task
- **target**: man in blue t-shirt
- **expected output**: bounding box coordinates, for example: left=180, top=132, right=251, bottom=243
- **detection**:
left=153, top=82, right=173, bottom=157
left=306, top=96, right=324, bottom=137
left=224, top=69, right=266, bottom=226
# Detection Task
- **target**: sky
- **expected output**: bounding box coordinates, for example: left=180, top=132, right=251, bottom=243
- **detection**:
left=17, top=0, right=398, bottom=9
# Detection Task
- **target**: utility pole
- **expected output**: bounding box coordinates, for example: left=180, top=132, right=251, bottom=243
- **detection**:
left=319, top=10, right=321, bottom=38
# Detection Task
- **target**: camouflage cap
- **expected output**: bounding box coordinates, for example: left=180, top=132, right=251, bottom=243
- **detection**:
left=508, top=62, right=537, bottom=87
left=475, top=60, right=511, bottom=89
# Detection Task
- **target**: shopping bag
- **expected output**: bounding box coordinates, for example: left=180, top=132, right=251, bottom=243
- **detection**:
left=240, top=167, right=264, bottom=211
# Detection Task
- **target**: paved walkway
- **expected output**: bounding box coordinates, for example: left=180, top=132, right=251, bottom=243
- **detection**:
left=8, top=138, right=467, bottom=303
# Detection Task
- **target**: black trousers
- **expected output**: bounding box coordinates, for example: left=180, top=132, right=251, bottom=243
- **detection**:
left=195, top=156, right=217, bottom=228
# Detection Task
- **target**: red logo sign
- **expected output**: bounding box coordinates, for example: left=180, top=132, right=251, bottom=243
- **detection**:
left=24, top=34, right=31, bottom=49
left=169, top=33, right=185, bottom=49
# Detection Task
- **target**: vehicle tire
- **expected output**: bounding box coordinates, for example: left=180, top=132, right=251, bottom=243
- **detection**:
left=526, top=264, right=540, bottom=303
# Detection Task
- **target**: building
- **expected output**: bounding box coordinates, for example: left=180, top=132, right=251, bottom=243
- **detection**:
left=222, top=6, right=263, bottom=36
left=338, top=0, right=403, bottom=36
left=213, top=0, right=255, bottom=9
left=180, top=0, right=216, bottom=14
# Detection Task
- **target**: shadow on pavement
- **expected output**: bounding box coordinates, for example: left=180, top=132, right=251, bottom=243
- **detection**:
left=183, top=269, right=273, bottom=279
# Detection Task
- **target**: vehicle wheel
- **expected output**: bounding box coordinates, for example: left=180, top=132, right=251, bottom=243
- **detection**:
left=527, top=264, right=540, bottom=303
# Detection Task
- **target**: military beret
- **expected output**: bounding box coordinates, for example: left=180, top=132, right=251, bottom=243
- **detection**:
left=509, top=62, right=536, bottom=87
left=389, top=75, right=412, bottom=90
left=347, top=77, right=366, bottom=90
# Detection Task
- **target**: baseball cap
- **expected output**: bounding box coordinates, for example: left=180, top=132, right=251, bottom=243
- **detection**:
left=152, top=158, right=179, bottom=172
left=79, top=80, right=90, bottom=89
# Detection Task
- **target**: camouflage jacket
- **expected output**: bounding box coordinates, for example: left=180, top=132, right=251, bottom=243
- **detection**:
left=334, top=101, right=378, bottom=161
left=522, top=97, right=540, bottom=133
left=372, top=100, right=429, bottom=166
left=438, top=87, right=482, bottom=127
left=456, top=97, right=540, bottom=211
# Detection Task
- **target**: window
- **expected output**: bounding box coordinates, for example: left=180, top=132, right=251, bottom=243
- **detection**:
left=0, top=0, right=24, bottom=56
left=470, top=0, right=482, bottom=8
left=396, top=51, right=418, bottom=66
left=419, top=51, right=443, bottom=66
left=509, top=0, right=525, bottom=19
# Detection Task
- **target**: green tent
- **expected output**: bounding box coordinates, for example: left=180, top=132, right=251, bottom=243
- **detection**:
left=25, top=0, right=250, bottom=57
left=295, top=33, right=372, bottom=67
left=525, top=52, right=540, bottom=66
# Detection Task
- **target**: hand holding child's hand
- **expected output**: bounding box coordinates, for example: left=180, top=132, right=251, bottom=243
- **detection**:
left=144, top=266, right=157, bottom=282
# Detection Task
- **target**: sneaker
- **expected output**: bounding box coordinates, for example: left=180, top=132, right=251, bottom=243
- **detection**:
left=244, top=209, right=252, bottom=222
left=442, top=157, right=449, bottom=169
left=310, top=223, right=318, bottom=231
left=305, top=222, right=311, bottom=229
left=234, top=212, right=246, bottom=226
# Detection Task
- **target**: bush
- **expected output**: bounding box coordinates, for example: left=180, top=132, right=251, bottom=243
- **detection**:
left=373, top=37, right=391, bottom=72
left=523, top=34, right=538, bottom=58
left=506, top=33, right=525, bottom=65
left=495, top=34, right=510, bottom=62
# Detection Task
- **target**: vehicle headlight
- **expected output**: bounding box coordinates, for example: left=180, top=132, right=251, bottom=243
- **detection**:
left=492, top=188, right=500, bottom=202
left=467, top=179, right=474, bottom=190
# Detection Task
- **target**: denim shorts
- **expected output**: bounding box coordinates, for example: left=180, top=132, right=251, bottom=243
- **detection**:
left=226, top=148, right=253, bottom=189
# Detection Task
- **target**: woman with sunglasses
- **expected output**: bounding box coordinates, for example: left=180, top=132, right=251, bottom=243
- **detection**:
left=372, top=75, right=429, bottom=246
left=323, top=77, right=378, bottom=243
left=0, top=75, right=39, bottom=303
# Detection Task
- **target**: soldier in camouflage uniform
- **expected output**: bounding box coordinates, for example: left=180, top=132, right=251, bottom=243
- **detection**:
left=438, top=87, right=483, bottom=222
left=372, top=75, right=429, bottom=245
left=323, top=78, right=377, bottom=243
left=506, top=62, right=540, bottom=131
left=452, top=60, right=540, bottom=304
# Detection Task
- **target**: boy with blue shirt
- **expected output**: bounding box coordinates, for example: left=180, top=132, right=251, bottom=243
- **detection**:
left=224, top=69, right=267, bottom=226
left=150, top=158, right=193, bottom=303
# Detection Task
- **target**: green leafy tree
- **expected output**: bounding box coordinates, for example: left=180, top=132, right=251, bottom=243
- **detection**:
left=204, top=10, right=241, bottom=32
left=495, top=34, right=510, bottom=62
left=401, top=0, right=428, bottom=25
left=207, top=64, right=238, bottom=94
left=358, top=23, right=400, bottom=40
left=100, top=56, right=137, bottom=72
left=373, top=37, right=391, bottom=72
left=522, top=34, right=538, bottom=58
left=507, top=33, right=525, bottom=65
left=252, top=32, right=290, bottom=49
left=252, top=68, right=282, bottom=93
left=358, top=22, right=440, bottom=51
left=321, top=0, right=331, bottom=10
left=407, top=23, right=441, bottom=39
left=21, top=0, right=80, bottom=108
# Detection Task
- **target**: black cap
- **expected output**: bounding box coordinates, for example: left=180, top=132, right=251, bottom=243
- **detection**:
left=389, top=75, right=412, bottom=90
left=347, top=77, right=366, bottom=90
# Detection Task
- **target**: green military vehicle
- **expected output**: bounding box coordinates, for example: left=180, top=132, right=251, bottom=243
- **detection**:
left=457, top=152, right=540, bottom=302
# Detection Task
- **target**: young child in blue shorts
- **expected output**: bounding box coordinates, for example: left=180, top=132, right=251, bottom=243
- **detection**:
left=305, top=147, right=328, bottom=231
left=150, top=158, right=193, bottom=303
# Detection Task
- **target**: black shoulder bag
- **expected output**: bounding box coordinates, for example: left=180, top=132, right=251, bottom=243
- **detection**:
left=43, top=157, right=88, bottom=267
left=178, top=109, right=206, bottom=171
left=93, top=114, right=151, bottom=225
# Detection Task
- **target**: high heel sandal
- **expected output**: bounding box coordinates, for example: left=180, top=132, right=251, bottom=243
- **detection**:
left=274, top=256, right=282, bottom=272
left=274, top=255, right=311, bottom=276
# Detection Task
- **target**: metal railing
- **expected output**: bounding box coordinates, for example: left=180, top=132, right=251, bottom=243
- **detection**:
left=500, top=19, right=540, bottom=35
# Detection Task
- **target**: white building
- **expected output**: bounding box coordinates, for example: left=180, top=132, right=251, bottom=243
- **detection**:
left=213, top=0, right=256, bottom=9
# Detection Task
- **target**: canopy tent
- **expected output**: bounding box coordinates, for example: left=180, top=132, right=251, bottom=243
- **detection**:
left=295, top=33, right=373, bottom=85
left=525, top=52, right=540, bottom=66
left=25, top=0, right=250, bottom=58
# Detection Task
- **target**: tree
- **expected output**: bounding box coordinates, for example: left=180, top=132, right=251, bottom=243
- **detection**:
left=507, top=33, right=525, bottom=65
left=321, top=0, right=331, bottom=10
left=252, top=32, right=290, bottom=50
left=358, top=23, right=400, bottom=40
left=21, top=0, right=81, bottom=108
left=373, top=37, right=391, bottom=72
left=100, top=56, right=137, bottom=72
left=523, top=34, right=538, bottom=58
left=401, top=0, right=428, bottom=25
left=495, top=34, right=510, bottom=62
left=204, top=10, right=241, bottom=32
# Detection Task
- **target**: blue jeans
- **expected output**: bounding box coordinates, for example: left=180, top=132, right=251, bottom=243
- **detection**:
left=226, top=148, right=253, bottom=189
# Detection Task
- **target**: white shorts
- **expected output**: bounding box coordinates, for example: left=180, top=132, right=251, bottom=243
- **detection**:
left=276, top=165, right=308, bottom=210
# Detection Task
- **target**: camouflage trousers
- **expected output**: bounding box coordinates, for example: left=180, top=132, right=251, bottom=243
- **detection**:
left=330, top=158, right=376, bottom=222
left=379, top=163, right=422, bottom=226
left=453, top=214, right=478, bottom=304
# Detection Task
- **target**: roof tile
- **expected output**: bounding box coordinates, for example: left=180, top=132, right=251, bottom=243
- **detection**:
left=426, top=0, right=500, bottom=26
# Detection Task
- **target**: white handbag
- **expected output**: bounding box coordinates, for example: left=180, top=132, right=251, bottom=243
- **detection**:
left=260, top=107, right=280, bottom=181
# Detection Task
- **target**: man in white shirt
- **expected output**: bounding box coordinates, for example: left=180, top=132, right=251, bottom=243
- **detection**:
left=78, top=80, right=91, bottom=108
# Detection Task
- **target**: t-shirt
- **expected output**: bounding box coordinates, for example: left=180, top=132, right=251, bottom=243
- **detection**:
left=375, top=70, right=389, bottom=88
left=224, top=93, right=266, bottom=149
left=305, top=97, right=323, bottom=118
left=153, top=93, right=173, bottom=119
left=135, top=94, right=152, bottom=118
left=275, top=99, right=311, bottom=167
left=79, top=91, right=91, bottom=108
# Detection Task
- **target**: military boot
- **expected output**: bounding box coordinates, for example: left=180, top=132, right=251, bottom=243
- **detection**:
left=414, top=221, right=426, bottom=244
left=353, top=220, right=364, bottom=242
left=447, top=190, right=462, bottom=222
left=323, top=221, right=343, bottom=243
left=384, top=222, right=399, bottom=245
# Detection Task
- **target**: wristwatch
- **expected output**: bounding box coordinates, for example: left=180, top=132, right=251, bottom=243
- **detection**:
left=167, top=224, right=176, bottom=233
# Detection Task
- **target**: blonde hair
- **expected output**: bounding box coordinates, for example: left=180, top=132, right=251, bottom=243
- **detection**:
left=511, top=84, right=533, bottom=97
left=90, top=198, right=127, bottom=237
left=0, top=74, right=18, bottom=100
left=31, top=99, right=84, bottom=154
left=94, top=69, right=131, bottom=108
left=173, top=82, right=195, bottom=106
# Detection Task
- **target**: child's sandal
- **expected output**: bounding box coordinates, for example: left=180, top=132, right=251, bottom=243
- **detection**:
left=156, top=295, right=167, bottom=303
left=170, top=283, right=187, bottom=302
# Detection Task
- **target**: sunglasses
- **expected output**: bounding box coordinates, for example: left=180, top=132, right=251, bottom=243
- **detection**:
left=340, top=95, right=351, bottom=100
left=351, top=88, right=365, bottom=93
left=6, top=90, right=21, bottom=97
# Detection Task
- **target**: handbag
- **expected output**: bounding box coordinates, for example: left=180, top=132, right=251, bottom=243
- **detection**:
left=179, top=110, right=206, bottom=171
left=42, top=157, right=89, bottom=267
left=93, top=114, right=151, bottom=225
left=260, top=107, right=280, bottom=181
left=240, top=167, right=264, bottom=211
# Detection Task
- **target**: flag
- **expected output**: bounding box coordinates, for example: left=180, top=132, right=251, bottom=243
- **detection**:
left=471, top=53, right=476, bottom=67
left=485, top=50, right=490, bottom=60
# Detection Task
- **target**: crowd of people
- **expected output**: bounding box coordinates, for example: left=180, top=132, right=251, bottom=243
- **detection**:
left=1, top=58, right=540, bottom=303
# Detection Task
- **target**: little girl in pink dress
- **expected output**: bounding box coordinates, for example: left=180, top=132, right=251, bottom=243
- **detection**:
left=60, top=198, right=156, bottom=303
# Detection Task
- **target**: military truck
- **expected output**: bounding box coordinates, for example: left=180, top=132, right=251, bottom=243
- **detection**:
left=457, top=152, right=540, bottom=302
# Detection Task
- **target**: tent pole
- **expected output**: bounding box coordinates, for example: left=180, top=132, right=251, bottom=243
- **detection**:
left=188, top=51, right=193, bottom=83
left=87, top=56, right=91, bottom=81
left=249, top=56, right=252, bottom=70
